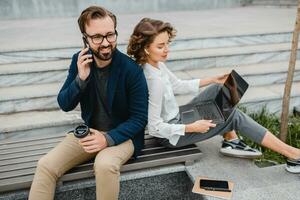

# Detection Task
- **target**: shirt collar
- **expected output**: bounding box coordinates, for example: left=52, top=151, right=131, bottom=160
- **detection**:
left=143, top=62, right=163, bottom=76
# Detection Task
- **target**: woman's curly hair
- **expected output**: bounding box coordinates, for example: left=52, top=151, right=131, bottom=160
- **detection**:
left=127, top=18, right=176, bottom=65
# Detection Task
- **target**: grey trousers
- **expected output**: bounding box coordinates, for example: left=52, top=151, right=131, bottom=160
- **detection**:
left=160, top=84, right=267, bottom=148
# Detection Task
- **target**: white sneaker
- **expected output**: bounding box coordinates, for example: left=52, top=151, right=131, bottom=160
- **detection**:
left=286, top=158, right=300, bottom=173
left=220, top=139, right=262, bottom=158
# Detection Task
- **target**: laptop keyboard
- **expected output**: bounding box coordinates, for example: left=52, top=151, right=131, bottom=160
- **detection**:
left=195, top=102, right=224, bottom=123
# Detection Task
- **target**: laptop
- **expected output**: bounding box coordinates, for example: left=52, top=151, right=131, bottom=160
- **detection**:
left=180, top=70, right=249, bottom=124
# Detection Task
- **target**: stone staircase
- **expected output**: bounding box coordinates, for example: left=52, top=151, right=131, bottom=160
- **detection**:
left=251, top=0, right=298, bottom=7
left=1, top=31, right=300, bottom=141
left=1, top=7, right=300, bottom=143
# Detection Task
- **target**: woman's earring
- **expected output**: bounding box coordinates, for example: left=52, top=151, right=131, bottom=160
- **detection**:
left=144, top=49, right=150, bottom=55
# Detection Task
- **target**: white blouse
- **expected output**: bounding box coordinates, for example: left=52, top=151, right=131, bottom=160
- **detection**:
left=143, top=62, right=200, bottom=145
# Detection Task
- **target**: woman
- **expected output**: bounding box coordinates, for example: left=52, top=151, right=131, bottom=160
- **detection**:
left=127, top=18, right=300, bottom=173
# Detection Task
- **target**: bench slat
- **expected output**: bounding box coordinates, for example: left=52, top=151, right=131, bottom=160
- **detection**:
left=0, top=145, right=199, bottom=180
left=0, top=135, right=65, bottom=146
left=0, top=168, right=35, bottom=180
left=0, top=141, right=160, bottom=168
left=0, top=175, right=33, bottom=193
left=0, top=143, right=60, bottom=155
left=0, top=137, right=159, bottom=162
left=0, top=137, right=63, bottom=151
left=0, top=147, right=54, bottom=161
left=0, top=161, right=37, bottom=173
left=61, top=148, right=201, bottom=182
left=0, top=133, right=153, bottom=147
left=0, top=132, right=202, bottom=194
left=123, top=149, right=201, bottom=171
left=0, top=145, right=165, bottom=173
left=1, top=135, right=156, bottom=154
left=0, top=154, right=42, bottom=167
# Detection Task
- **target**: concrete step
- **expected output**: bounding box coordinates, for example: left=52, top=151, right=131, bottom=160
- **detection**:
left=1, top=61, right=300, bottom=114
left=0, top=60, right=69, bottom=87
left=1, top=42, right=298, bottom=88
left=0, top=32, right=292, bottom=65
left=186, top=136, right=300, bottom=200
left=0, top=110, right=83, bottom=140
left=1, top=82, right=299, bottom=139
left=252, top=0, right=298, bottom=7
left=0, top=7, right=296, bottom=53
left=40, top=43, right=300, bottom=73
left=0, top=0, right=250, bottom=20
left=180, top=61, right=300, bottom=86
left=0, top=83, right=62, bottom=114
left=167, top=42, right=300, bottom=71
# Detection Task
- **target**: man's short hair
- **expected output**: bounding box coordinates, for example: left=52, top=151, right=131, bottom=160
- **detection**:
left=78, top=6, right=117, bottom=34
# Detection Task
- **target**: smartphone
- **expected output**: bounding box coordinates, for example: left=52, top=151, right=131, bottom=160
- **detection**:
left=82, top=37, right=93, bottom=56
left=200, top=179, right=230, bottom=192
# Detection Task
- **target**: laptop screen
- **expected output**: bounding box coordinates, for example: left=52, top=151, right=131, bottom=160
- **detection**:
left=215, top=70, right=249, bottom=119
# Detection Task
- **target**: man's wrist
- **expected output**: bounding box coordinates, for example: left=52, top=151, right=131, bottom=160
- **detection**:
left=103, top=133, right=115, bottom=147
left=75, top=75, right=88, bottom=90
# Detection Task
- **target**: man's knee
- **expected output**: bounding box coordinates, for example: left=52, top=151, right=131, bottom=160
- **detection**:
left=36, top=155, right=61, bottom=179
left=94, top=158, right=120, bottom=175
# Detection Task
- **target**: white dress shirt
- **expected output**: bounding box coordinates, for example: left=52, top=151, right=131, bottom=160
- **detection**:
left=143, top=62, right=200, bottom=145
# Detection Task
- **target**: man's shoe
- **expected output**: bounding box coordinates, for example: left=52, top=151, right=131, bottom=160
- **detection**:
left=220, top=139, right=262, bottom=158
left=286, top=158, right=300, bottom=173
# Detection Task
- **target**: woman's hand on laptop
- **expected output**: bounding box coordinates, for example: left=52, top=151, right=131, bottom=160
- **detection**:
left=213, top=73, right=229, bottom=84
left=199, top=73, right=229, bottom=87
left=185, top=120, right=216, bottom=133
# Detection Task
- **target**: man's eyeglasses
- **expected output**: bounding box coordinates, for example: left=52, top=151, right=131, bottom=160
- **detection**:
left=84, top=30, right=118, bottom=45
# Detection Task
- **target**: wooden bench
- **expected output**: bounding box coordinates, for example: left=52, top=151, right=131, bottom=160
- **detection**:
left=0, top=133, right=202, bottom=195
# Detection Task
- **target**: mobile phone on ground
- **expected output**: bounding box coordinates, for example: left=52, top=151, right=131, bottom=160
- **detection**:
left=199, top=179, right=231, bottom=192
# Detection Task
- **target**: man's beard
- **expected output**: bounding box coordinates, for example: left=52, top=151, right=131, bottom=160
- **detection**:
left=91, top=44, right=116, bottom=61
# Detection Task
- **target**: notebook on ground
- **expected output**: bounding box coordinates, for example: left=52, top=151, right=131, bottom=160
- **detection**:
left=180, top=70, right=248, bottom=124
left=192, top=176, right=234, bottom=200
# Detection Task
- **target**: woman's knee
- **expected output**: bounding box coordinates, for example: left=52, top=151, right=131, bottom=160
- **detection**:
left=226, top=109, right=244, bottom=129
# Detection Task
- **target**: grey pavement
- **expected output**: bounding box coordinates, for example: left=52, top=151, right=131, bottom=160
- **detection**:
left=187, top=136, right=300, bottom=200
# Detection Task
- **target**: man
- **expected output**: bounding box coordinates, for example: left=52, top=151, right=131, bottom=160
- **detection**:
left=29, top=6, right=148, bottom=200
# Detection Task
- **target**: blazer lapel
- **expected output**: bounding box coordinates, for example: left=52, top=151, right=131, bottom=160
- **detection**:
left=107, top=49, right=121, bottom=110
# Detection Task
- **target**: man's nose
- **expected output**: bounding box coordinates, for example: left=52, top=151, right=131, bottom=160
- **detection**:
left=101, top=37, right=110, bottom=46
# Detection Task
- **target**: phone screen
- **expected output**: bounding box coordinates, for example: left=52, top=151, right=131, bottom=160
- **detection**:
left=200, top=179, right=229, bottom=189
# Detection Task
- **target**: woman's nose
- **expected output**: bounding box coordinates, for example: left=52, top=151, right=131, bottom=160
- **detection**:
left=164, top=45, right=169, bottom=53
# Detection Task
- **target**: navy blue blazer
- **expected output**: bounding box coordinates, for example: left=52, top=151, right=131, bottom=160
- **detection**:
left=57, top=49, right=148, bottom=157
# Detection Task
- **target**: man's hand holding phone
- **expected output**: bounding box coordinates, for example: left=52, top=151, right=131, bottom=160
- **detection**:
left=77, top=47, right=93, bottom=81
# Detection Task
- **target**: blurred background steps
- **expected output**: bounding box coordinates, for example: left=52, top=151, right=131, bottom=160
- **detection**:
left=251, top=0, right=298, bottom=7
left=0, top=39, right=298, bottom=86
left=2, top=0, right=298, bottom=20
left=1, top=81, right=298, bottom=141
left=0, top=6, right=299, bottom=140
left=0, top=31, right=293, bottom=64
left=1, top=60, right=300, bottom=115
left=0, top=110, right=82, bottom=140
left=0, top=0, right=251, bottom=20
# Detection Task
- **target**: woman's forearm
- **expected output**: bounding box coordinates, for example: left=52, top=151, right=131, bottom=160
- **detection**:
left=199, top=77, right=214, bottom=87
